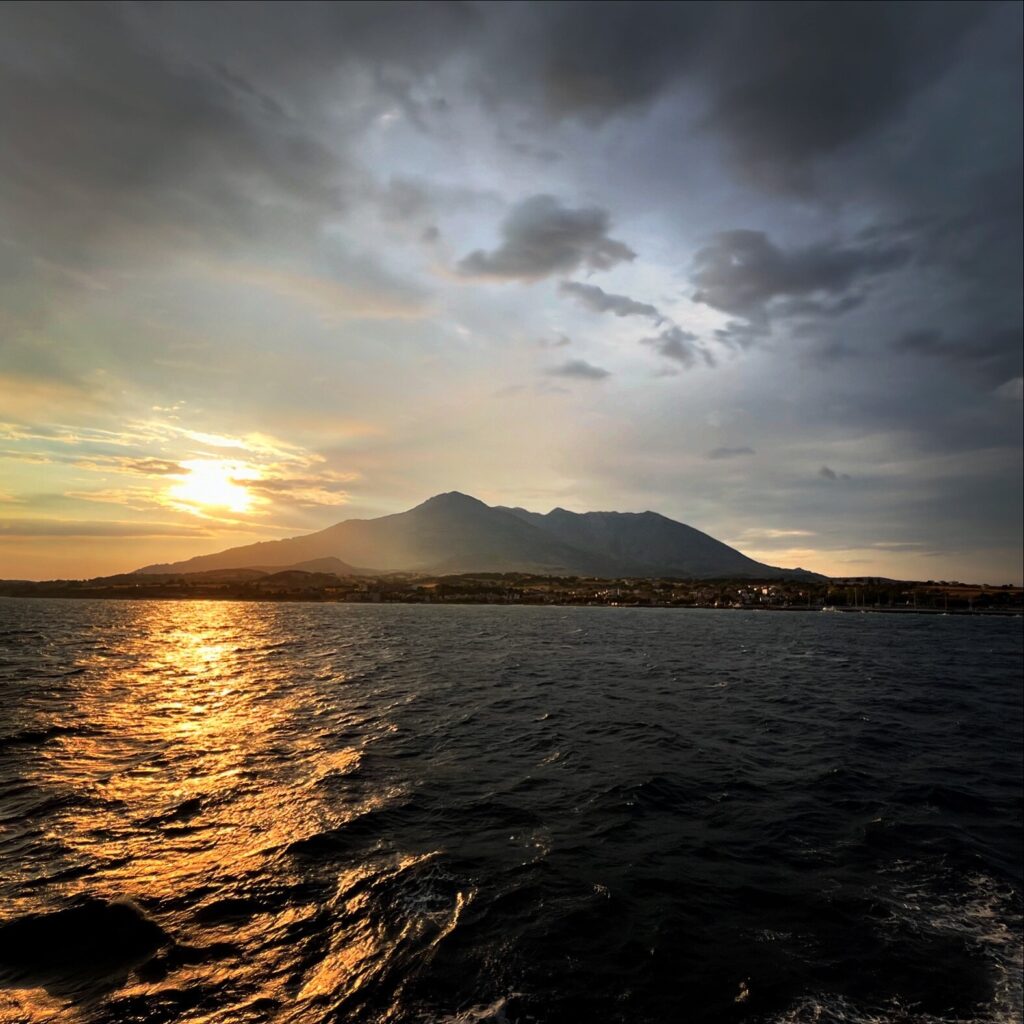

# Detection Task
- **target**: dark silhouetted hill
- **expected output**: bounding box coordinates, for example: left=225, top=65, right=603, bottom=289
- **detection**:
left=136, top=491, right=823, bottom=580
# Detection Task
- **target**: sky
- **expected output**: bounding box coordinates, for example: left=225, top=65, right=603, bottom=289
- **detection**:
left=1, top=1, right=1021, bottom=583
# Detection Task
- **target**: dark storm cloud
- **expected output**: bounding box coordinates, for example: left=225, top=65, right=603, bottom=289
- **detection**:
left=458, top=196, right=635, bottom=281
left=1, top=2, right=1006, bottom=267
left=692, top=229, right=910, bottom=328
left=707, top=447, right=755, bottom=460
left=801, top=338, right=855, bottom=365
left=2, top=2, right=1007, bottom=277
left=486, top=3, right=706, bottom=122
left=0, top=1, right=478, bottom=272
left=918, top=162, right=1024, bottom=293
left=640, top=327, right=712, bottom=369
left=376, top=179, right=435, bottom=224
left=695, top=3, right=987, bottom=191
left=558, top=281, right=661, bottom=321
left=495, top=2, right=986, bottom=190
left=893, top=328, right=1023, bottom=382
left=546, top=359, right=611, bottom=381
left=994, top=378, right=1023, bottom=401
left=712, top=320, right=769, bottom=350
left=0, top=4, right=335, bottom=265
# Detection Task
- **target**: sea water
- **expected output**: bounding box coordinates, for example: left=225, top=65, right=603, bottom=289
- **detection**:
left=0, top=599, right=1020, bottom=1023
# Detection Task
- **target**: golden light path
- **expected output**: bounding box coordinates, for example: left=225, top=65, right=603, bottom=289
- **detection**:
left=1, top=601, right=450, bottom=1024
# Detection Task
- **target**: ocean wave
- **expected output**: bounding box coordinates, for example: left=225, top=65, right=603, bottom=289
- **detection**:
left=0, top=600, right=1018, bottom=1024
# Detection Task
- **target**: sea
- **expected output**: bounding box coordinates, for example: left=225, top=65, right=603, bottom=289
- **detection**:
left=0, top=598, right=1020, bottom=1024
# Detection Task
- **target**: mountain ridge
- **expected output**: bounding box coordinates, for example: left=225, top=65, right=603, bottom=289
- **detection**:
left=137, top=491, right=824, bottom=580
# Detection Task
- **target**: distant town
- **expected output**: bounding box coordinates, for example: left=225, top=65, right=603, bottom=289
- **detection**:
left=1, top=570, right=1020, bottom=614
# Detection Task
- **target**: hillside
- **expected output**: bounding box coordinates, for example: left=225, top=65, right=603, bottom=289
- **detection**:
left=137, top=492, right=822, bottom=580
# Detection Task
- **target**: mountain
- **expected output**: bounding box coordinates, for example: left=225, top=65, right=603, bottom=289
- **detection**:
left=137, top=491, right=823, bottom=580
left=500, top=506, right=799, bottom=579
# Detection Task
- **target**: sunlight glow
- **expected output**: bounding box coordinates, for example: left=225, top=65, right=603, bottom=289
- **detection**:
left=168, top=459, right=260, bottom=514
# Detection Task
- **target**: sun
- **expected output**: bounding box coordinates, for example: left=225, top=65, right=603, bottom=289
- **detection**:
left=168, top=459, right=259, bottom=515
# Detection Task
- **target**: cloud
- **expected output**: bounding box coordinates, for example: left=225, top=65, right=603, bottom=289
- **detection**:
left=0, top=411, right=360, bottom=524
left=692, top=229, right=909, bottom=328
left=558, top=280, right=661, bottom=320
left=546, top=358, right=611, bottom=380
left=120, top=458, right=187, bottom=476
left=375, top=177, right=435, bottom=223
left=728, top=527, right=818, bottom=549
left=867, top=541, right=930, bottom=552
left=457, top=195, right=635, bottom=281
left=750, top=528, right=816, bottom=539
left=802, top=338, right=854, bottom=364
left=697, top=4, right=985, bottom=191
left=640, top=326, right=712, bottom=369
left=208, top=261, right=430, bottom=322
left=497, top=4, right=984, bottom=191
left=707, top=446, right=755, bottom=460
left=521, top=4, right=707, bottom=119
left=0, top=371, right=106, bottom=420
left=0, top=5, right=344, bottom=269
left=246, top=472, right=355, bottom=507
left=68, top=456, right=186, bottom=477
left=0, top=519, right=213, bottom=538
left=712, top=320, right=771, bottom=350
left=893, top=327, right=1022, bottom=381
left=819, top=465, right=851, bottom=481
left=0, top=2, right=483, bottom=266
left=538, top=333, right=572, bottom=349
left=994, top=377, right=1023, bottom=401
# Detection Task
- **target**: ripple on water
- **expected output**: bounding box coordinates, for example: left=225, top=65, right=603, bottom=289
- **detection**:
left=0, top=599, right=1020, bottom=1024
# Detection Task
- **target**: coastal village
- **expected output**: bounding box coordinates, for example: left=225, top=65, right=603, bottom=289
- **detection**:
left=1, top=570, right=1020, bottom=614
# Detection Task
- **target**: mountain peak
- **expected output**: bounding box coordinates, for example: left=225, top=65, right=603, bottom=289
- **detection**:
left=415, top=491, right=487, bottom=510
left=137, top=491, right=824, bottom=580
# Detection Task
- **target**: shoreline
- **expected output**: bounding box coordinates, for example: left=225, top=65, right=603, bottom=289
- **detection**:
left=1, top=593, right=1020, bottom=616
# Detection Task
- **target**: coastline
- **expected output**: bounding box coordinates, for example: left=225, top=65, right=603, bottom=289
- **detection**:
left=2, top=569, right=1020, bottom=615
left=1, top=592, right=1019, bottom=615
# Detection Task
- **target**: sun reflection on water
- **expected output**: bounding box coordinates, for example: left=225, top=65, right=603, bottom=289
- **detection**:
left=48, top=603, right=324, bottom=891
left=0, top=600, right=415, bottom=1023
